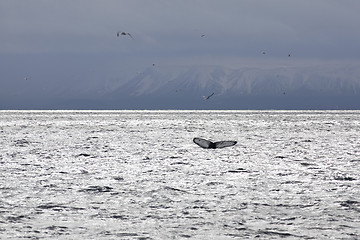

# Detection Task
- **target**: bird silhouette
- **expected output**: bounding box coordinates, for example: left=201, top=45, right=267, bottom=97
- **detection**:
left=203, top=92, right=214, bottom=100
left=117, top=31, right=134, bottom=39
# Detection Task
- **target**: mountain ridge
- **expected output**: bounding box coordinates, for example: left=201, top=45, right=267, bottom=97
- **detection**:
left=109, top=64, right=360, bottom=98
left=2, top=63, right=360, bottom=109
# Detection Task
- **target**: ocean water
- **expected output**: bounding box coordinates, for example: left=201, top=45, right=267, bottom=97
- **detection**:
left=0, top=110, right=359, bottom=240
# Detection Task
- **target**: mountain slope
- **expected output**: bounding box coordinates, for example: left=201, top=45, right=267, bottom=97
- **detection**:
left=6, top=63, right=359, bottom=110
left=109, top=64, right=360, bottom=97
left=102, top=64, right=360, bottom=109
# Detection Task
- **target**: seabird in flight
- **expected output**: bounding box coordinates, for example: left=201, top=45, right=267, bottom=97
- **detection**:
left=117, top=31, right=134, bottom=39
left=203, top=92, right=214, bottom=100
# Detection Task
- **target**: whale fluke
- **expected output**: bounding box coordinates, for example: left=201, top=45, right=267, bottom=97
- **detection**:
left=193, top=138, right=237, bottom=149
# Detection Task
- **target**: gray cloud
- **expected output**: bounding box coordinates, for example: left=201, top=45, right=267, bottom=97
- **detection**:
left=1, top=0, right=360, bottom=57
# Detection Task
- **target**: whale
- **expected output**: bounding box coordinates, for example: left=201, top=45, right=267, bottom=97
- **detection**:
left=193, top=137, right=237, bottom=149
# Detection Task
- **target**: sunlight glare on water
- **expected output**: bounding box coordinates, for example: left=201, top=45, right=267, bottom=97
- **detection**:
left=0, top=110, right=359, bottom=239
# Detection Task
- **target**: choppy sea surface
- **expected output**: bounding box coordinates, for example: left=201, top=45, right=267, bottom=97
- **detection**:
left=0, top=110, right=359, bottom=240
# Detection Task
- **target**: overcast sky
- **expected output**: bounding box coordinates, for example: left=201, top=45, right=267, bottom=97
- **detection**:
left=1, top=0, right=360, bottom=108
left=2, top=0, right=360, bottom=57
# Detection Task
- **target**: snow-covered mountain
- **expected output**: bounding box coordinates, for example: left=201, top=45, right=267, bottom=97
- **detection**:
left=109, top=64, right=360, bottom=97
left=3, top=63, right=359, bottom=109
left=101, top=63, right=360, bottom=109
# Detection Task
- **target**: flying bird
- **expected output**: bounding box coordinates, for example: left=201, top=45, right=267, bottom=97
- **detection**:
left=193, top=138, right=237, bottom=149
left=203, top=92, right=214, bottom=100
left=260, top=50, right=266, bottom=55
left=201, top=34, right=206, bottom=37
left=117, top=31, right=134, bottom=39
left=24, top=77, right=30, bottom=80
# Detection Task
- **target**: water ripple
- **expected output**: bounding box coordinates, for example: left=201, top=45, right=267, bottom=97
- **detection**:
left=1, top=110, right=360, bottom=239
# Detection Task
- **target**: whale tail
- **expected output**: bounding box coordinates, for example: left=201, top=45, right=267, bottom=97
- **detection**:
left=193, top=138, right=237, bottom=149
left=214, top=140, right=237, bottom=148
